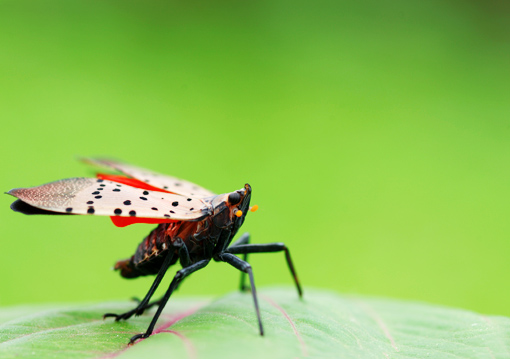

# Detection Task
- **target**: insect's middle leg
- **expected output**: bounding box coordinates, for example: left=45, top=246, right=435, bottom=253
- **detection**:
left=226, top=242, right=303, bottom=297
left=230, top=232, right=251, bottom=247
left=104, top=251, right=175, bottom=321
left=129, top=259, right=210, bottom=344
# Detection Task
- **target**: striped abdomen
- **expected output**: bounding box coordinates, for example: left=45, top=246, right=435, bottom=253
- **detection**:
left=114, top=219, right=216, bottom=278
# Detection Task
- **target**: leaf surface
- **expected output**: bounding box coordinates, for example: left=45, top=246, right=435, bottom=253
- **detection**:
left=0, top=288, right=509, bottom=359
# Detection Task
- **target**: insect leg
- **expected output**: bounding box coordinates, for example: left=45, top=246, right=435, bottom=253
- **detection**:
left=175, top=238, right=192, bottom=268
left=226, top=243, right=303, bottom=297
left=104, top=251, right=175, bottom=321
left=175, top=241, right=192, bottom=292
left=218, top=252, right=264, bottom=336
left=230, top=233, right=251, bottom=291
left=135, top=243, right=193, bottom=312
left=129, top=259, right=210, bottom=344
left=230, top=232, right=250, bottom=247
left=227, top=233, right=251, bottom=291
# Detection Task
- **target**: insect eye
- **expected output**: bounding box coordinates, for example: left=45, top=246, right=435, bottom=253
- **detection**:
left=228, top=192, right=241, bottom=205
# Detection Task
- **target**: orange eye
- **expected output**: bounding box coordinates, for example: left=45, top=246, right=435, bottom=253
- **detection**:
left=235, top=210, right=243, bottom=217
left=249, top=205, right=258, bottom=212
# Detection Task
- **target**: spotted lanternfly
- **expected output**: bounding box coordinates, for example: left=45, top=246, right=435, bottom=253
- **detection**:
left=6, top=158, right=302, bottom=344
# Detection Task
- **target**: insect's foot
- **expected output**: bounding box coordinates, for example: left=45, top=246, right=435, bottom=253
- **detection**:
left=103, top=310, right=136, bottom=321
left=103, top=313, right=120, bottom=320
left=133, top=308, right=146, bottom=317
left=131, top=296, right=141, bottom=304
left=140, top=300, right=161, bottom=312
left=129, top=332, right=149, bottom=345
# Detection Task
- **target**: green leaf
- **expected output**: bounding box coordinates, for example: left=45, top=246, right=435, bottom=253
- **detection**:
left=1, top=288, right=509, bottom=359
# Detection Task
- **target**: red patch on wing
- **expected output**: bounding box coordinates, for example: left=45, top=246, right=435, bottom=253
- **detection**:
left=97, top=174, right=179, bottom=227
left=96, top=174, right=175, bottom=193
left=110, top=216, right=178, bottom=228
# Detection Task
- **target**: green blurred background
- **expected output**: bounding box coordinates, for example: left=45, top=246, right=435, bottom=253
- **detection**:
left=1, top=0, right=509, bottom=317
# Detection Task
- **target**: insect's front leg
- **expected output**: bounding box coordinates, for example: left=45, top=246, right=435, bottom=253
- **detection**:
left=219, top=252, right=264, bottom=336
left=226, top=242, right=303, bottom=297
left=227, top=233, right=251, bottom=291
left=104, top=251, right=174, bottom=321
left=129, top=259, right=210, bottom=344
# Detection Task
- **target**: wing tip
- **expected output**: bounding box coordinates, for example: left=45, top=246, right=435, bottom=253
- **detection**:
left=6, top=188, right=21, bottom=198
left=79, top=157, right=105, bottom=169
left=80, top=156, right=120, bottom=167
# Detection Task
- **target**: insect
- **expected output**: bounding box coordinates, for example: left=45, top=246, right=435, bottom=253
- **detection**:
left=6, top=158, right=303, bottom=344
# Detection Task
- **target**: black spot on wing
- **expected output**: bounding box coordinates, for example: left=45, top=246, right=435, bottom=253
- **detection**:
left=114, top=208, right=122, bottom=215
left=124, top=200, right=131, bottom=205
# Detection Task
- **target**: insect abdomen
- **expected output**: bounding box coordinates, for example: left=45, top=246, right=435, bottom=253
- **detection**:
left=115, top=223, right=176, bottom=278
left=114, top=257, right=139, bottom=278
left=114, top=219, right=221, bottom=279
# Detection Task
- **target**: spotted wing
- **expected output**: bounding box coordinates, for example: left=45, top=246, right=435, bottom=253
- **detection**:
left=83, top=158, right=215, bottom=198
left=7, top=177, right=211, bottom=221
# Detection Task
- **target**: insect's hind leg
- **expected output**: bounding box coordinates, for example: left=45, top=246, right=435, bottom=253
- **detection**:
left=226, top=243, right=303, bottom=297
left=104, top=251, right=174, bottom=321
left=133, top=242, right=193, bottom=312
left=129, top=259, right=210, bottom=344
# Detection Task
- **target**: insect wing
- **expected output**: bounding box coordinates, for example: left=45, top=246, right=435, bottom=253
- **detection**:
left=83, top=158, right=216, bottom=198
left=7, top=177, right=210, bottom=221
